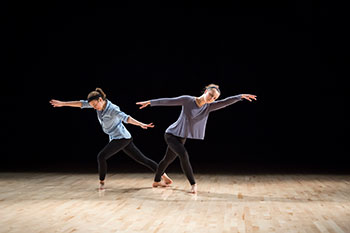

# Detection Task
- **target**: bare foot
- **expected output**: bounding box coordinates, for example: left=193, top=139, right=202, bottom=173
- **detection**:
left=152, top=180, right=169, bottom=188
left=99, top=181, right=105, bottom=190
left=190, top=184, right=197, bottom=194
left=161, top=173, right=173, bottom=185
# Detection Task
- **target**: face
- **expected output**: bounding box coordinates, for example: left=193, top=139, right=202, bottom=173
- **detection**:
left=89, top=98, right=105, bottom=111
left=204, top=89, right=220, bottom=103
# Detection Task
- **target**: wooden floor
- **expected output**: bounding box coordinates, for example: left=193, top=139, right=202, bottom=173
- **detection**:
left=0, top=172, right=349, bottom=233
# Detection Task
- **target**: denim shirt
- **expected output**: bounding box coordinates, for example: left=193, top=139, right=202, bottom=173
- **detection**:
left=80, top=99, right=132, bottom=141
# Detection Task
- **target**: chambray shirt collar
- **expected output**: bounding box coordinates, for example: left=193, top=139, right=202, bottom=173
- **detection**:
left=99, top=99, right=111, bottom=115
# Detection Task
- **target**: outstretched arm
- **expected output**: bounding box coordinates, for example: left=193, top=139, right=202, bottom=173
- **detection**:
left=136, top=95, right=190, bottom=109
left=209, top=94, right=257, bottom=112
left=50, top=99, right=82, bottom=108
left=110, top=107, right=154, bottom=129
left=127, top=116, right=154, bottom=129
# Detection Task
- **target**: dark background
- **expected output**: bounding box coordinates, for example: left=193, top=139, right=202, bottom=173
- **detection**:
left=3, top=1, right=348, bottom=173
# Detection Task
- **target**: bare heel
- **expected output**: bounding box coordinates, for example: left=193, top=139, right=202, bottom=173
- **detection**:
left=190, top=184, right=197, bottom=194
left=161, top=173, right=173, bottom=185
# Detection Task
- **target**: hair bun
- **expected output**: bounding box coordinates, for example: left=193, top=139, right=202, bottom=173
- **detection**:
left=94, top=88, right=106, bottom=100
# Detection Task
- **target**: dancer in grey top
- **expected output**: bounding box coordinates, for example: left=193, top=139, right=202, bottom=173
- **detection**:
left=137, top=84, right=257, bottom=194
left=150, top=95, right=243, bottom=140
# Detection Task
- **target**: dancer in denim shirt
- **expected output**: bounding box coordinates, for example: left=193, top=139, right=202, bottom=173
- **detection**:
left=50, top=88, right=172, bottom=190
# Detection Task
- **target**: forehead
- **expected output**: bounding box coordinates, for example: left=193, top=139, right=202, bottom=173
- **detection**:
left=207, top=88, right=220, bottom=97
left=88, top=100, right=99, bottom=105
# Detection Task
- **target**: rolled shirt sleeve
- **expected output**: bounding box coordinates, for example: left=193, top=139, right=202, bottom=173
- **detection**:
left=80, top=100, right=93, bottom=109
left=111, top=107, right=130, bottom=124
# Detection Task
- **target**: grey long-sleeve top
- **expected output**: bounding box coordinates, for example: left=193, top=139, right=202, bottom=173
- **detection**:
left=150, top=95, right=242, bottom=140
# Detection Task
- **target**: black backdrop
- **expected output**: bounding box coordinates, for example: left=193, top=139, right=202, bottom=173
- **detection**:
left=3, top=1, right=347, bottom=172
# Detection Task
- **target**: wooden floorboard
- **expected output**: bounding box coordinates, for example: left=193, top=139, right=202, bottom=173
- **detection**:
left=0, top=172, right=349, bottom=233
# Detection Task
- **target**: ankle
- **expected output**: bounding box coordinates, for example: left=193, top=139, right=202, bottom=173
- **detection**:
left=191, top=184, right=197, bottom=193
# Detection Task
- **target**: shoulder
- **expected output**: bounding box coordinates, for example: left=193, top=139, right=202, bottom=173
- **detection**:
left=179, top=95, right=194, bottom=101
left=107, top=101, right=121, bottom=112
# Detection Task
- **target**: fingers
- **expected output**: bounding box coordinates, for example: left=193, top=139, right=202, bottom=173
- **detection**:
left=136, top=102, right=148, bottom=109
left=142, top=123, right=155, bottom=129
left=242, top=95, right=251, bottom=102
left=250, top=95, right=257, bottom=100
left=242, top=94, right=257, bottom=102
left=136, top=102, right=142, bottom=109
left=49, top=100, right=57, bottom=107
left=251, top=96, right=257, bottom=101
left=50, top=99, right=63, bottom=107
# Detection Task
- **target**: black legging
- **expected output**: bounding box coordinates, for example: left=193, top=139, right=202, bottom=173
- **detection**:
left=154, top=133, right=196, bottom=185
left=97, top=138, right=158, bottom=181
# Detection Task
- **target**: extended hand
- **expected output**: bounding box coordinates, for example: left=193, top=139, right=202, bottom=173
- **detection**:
left=241, top=94, right=257, bottom=102
left=136, top=101, right=151, bottom=109
left=141, top=123, right=154, bottom=129
left=50, top=99, right=64, bottom=107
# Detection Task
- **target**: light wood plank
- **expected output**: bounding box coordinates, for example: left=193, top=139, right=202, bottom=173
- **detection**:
left=0, top=173, right=349, bottom=233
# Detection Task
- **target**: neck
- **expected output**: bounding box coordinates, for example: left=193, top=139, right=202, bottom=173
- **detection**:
left=196, top=95, right=206, bottom=107
left=102, top=100, right=107, bottom=110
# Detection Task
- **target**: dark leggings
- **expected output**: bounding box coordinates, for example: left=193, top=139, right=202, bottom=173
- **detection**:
left=97, top=138, right=158, bottom=181
left=154, top=133, right=196, bottom=185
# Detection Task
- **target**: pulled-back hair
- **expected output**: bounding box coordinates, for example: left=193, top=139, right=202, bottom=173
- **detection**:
left=87, top=88, right=106, bottom=102
left=203, top=84, right=221, bottom=94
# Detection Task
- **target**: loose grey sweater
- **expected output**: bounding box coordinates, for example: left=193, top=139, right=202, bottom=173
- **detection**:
left=150, top=95, right=242, bottom=140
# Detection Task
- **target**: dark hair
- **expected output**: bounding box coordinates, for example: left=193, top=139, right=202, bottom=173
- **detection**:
left=87, top=88, right=106, bottom=102
left=204, top=84, right=221, bottom=94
